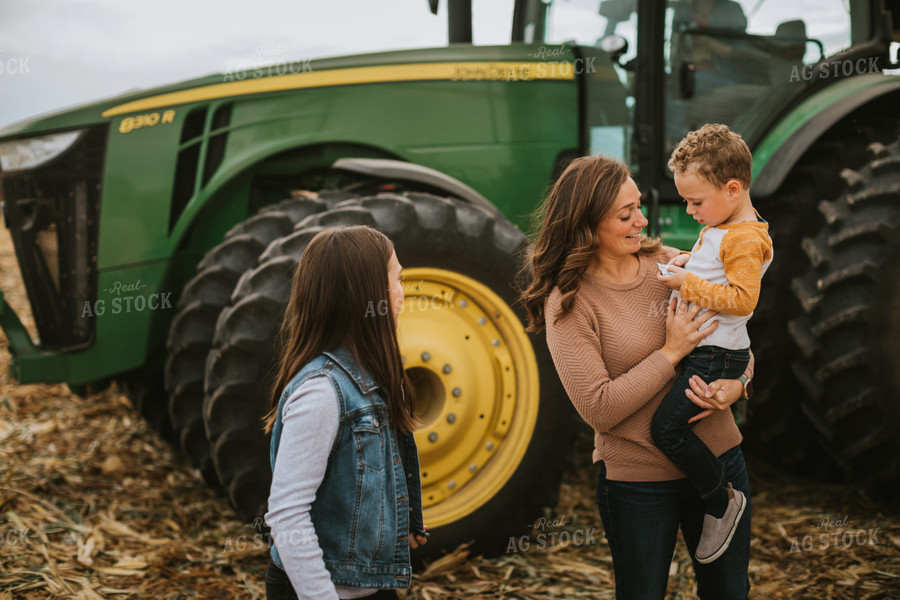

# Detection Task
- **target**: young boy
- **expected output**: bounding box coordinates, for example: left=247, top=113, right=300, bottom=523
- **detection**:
left=655, top=123, right=773, bottom=564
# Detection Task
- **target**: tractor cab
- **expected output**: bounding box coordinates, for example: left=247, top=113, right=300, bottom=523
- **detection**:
left=506, top=0, right=897, bottom=238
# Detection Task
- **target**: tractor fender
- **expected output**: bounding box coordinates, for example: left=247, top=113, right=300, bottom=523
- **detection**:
left=752, top=74, right=900, bottom=198
left=332, top=157, right=502, bottom=218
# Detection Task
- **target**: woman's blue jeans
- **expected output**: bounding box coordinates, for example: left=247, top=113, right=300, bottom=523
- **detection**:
left=596, top=446, right=751, bottom=599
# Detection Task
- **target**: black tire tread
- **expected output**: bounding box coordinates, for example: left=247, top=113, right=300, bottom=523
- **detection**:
left=120, top=369, right=178, bottom=444
left=164, top=194, right=333, bottom=488
left=741, top=121, right=894, bottom=477
left=203, top=192, right=573, bottom=555
left=788, top=135, right=900, bottom=501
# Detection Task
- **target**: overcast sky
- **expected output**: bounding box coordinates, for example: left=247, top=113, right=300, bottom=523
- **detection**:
left=0, top=0, right=516, bottom=129
left=0, top=0, right=896, bottom=130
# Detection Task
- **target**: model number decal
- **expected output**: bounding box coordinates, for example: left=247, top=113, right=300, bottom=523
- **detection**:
left=118, top=110, right=176, bottom=134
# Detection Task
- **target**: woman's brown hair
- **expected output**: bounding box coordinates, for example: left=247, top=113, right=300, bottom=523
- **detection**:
left=520, top=155, right=660, bottom=332
left=263, top=226, right=416, bottom=434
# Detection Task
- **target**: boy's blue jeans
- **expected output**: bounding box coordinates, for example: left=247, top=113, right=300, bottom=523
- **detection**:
left=650, top=345, right=750, bottom=503
left=596, top=446, right=751, bottom=599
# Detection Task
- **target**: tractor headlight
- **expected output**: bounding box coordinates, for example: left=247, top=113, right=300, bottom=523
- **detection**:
left=0, top=130, right=85, bottom=172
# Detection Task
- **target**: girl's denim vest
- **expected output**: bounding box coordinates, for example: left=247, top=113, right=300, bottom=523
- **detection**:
left=269, top=346, right=425, bottom=589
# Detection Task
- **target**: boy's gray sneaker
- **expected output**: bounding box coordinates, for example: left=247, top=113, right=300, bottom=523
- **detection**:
left=695, top=484, right=746, bottom=564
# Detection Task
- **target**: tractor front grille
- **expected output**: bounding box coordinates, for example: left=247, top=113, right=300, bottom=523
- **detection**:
left=0, top=125, right=108, bottom=350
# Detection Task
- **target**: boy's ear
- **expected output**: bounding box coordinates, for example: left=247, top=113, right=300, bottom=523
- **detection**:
left=726, top=178, right=742, bottom=197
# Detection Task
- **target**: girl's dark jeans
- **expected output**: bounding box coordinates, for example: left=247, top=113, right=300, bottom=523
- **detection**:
left=265, top=561, right=400, bottom=599
left=650, top=345, right=750, bottom=501
left=596, top=446, right=751, bottom=599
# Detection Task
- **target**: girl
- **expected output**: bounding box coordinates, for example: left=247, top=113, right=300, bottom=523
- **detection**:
left=264, top=225, right=428, bottom=600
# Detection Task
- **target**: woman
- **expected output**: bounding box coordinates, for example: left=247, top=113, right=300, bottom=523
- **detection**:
left=263, top=226, right=428, bottom=600
left=521, top=156, right=752, bottom=599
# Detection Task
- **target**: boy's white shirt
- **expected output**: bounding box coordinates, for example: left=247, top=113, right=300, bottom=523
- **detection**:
left=671, top=224, right=773, bottom=350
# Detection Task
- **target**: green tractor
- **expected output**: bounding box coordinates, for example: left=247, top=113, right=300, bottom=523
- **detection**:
left=1, top=0, right=899, bottom=555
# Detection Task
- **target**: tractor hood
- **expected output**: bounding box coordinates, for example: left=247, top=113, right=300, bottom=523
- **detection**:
left=0, top=43, right=573, bottom=140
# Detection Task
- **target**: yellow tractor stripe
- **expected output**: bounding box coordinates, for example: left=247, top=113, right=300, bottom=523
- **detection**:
left=101, top=61, right=574, bottom=117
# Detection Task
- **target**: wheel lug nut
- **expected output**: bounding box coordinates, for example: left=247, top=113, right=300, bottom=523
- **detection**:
left=478, top=317, right=486, bottom=325
left=486, top=442, right=494, bottom=451
left=459, top=299, right=468, bottom=307
left=452, top=387, right=462, bottom=398
left=428, top=432, right=438, bottom=443
left=442, top=364, right=452, bottom=374
left=448, top=481, right=457, bottom=490
left=421, top=351, right=431, bottom=362
left=447, top=413, right=457, bottom=424
left=492, top=339, right=500, bottom=347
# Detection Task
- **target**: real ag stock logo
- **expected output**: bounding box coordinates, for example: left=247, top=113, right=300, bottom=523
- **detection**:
left=222, top=44, right=313, bottom=82
left=81, top=280, right=173, bottom=318
left=787, top=515, right=881, bottom=553
left=506, top=515, right=600, bottom=554
left=789, top=56, right=881, bottom=82
left=0, top=50, right=29, bottom=76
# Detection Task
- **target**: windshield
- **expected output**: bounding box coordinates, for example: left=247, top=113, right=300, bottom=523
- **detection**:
left=540, top=0, right=639, bottom=164
left=663, top=0, right=871, bottom=154
left=526, top=0, right=877, bottom=168
left=544, top=0, right=638, bottom=62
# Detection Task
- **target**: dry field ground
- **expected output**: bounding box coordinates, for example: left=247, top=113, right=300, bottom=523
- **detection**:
left=0, top=223, right=898, bottom=599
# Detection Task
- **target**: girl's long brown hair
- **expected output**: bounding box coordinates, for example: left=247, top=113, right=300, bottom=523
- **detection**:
left=263, top=226, right=416, bottom=434
left=520, top=155, right=660, bottom=332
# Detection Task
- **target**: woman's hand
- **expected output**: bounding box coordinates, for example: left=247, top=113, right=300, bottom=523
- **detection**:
left=685, top=375, right=743, bottom=423
left=660, top=298, right=719, bottom=366
left=409, top=529, right=429, bottom=549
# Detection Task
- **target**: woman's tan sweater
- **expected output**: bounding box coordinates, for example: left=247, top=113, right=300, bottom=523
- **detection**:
left=545, top=247, right=743, bottom=482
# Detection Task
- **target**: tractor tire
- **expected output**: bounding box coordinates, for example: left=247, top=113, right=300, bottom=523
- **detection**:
left=119, top=367, right=178, bottom=444
left=164, top=193, right=348, bottom=488
left=744, top=117, right=898, bottom=480
left=789, top=137, right=900, bottom=501
left=203, top=192, right=573, bottom=556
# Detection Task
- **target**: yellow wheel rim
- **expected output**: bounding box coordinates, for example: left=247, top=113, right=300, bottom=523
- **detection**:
left=397, top=268, right=540, bottom=528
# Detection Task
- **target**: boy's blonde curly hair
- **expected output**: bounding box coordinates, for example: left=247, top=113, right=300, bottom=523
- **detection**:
left=668, top=123, right=752, bottom=189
